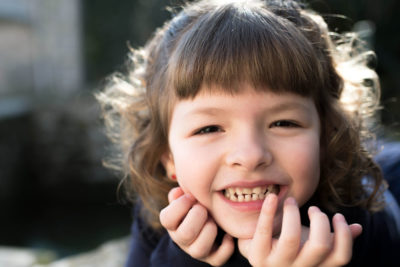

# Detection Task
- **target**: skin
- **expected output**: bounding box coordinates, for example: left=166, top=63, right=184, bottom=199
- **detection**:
left=160, top=85, right=362, bottom=266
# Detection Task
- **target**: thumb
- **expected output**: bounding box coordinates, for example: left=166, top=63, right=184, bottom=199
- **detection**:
left=168, top=187, right=185, bottom=203
left=237, top=238, right=251, bottom=259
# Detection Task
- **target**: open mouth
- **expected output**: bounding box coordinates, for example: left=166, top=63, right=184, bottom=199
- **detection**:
left=222, top=185, right=280, bottom=202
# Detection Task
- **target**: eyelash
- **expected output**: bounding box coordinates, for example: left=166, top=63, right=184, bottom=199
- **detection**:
left=193, top=120, right=300, bottom=135
left=270, top=120, right=300, bottom=128
left=194, top=125, right=222, bottom=135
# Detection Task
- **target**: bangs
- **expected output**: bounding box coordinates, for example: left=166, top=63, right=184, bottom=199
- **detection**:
left=167, top=2, right=326, bottom=99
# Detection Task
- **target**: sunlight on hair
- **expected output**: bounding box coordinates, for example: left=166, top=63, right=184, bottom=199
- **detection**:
left=214, top=0, right=248, bottom=4
left=337, top=57, right=380, bottom=115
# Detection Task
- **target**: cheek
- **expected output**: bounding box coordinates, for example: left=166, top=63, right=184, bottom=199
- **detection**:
left=173, top=145, right=218, bottom=207
left=297, top=141, right=320, bottom=178
left=285, top=137, right=320, bottom=204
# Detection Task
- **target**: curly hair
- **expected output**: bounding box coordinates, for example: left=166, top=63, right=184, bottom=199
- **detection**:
left=96, top=0, right=385, bottom=230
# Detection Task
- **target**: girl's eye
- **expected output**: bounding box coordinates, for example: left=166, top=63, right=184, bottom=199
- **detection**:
left=270, top=120, right=300, bottom=128
left=194, top=125, right=221, bottom=135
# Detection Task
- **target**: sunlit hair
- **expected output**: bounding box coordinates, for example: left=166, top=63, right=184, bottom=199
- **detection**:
left=97, top=0, right=384, bottom=230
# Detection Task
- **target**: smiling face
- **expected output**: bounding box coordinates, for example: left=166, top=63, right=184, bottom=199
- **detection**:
left=162, top=84, right=321, bottom=238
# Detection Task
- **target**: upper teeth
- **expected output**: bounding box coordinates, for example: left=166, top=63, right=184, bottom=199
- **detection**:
left=224, top=185, right=279, bottom=202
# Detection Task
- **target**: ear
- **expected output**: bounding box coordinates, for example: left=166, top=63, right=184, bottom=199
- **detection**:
left=161, top=151, right=176, bottom=181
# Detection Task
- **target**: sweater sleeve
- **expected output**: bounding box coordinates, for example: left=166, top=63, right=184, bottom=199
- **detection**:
left=124, top=204, right=159, bottom=267
left=347, top=190, right=400, bottom=267
left=125, top=203, right=212, bottom=267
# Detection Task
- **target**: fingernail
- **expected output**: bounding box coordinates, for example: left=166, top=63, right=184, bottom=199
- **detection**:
left=334, top=213, right=346, bottom=223
left=308, top=206, right=320, bottom=213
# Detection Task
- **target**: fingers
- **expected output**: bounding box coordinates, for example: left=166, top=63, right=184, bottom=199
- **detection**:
left=161, top=189, right=234, bottom=266
left=170, top=204, right=208, bottom=246
left=206, top=234, right=235, bottom=266
left=168, top=187, right=185, bottom=203
left=160, top=193, right=196, bottom=230
left=237, top=238, right=251, bottom=259
left=296, top=208, right=361, bottom=267
left=185, top=219, right=234, bottom=265
left=295, top=206, right=332, bottom=265
left=320, top=213, right=360, bottom=266
left=349, top=223, right=363, bottom=239
left=184, top=217, right=218, bottom=258
left=275, top=197, right=302, bottom=261
left=238, top=194, right=359, bottom=267
left=248, top=193, right=278, bottom=262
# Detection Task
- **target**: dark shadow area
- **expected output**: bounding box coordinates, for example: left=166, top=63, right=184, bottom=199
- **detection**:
left=0, top=95, right=132, bottom=258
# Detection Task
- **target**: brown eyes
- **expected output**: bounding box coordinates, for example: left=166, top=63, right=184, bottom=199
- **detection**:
left=194, top=125, right=222, bottom=135
left=194, top=120, right=300, bottom=135
left=270, top=120, right=300, bottom=128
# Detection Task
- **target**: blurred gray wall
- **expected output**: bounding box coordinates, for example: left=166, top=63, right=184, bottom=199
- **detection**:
left=0, top=0, right=130, bottom=257
left=0, top=0, right=82, bottom=97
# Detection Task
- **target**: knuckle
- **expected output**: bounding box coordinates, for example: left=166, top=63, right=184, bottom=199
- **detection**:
left=186, top=226, right=217, bottom=258
left=192, top=203, right=207, bottom=217
left=194, top=241, right=212, bottom=255
left=282, top=236, right=300, bottom=249
left=310, top=242, right=332, bottom=256
left=188, top=246, right=209, bottom=259
left=159, top=208, right=173, bottom=229
left=333, top=258, right=350, bottom=266
left=248, top=257, right=266, bottom=267
left=204, top=219, right=218, bottom=234
left=332, top=251, right=352, bottom=266
left=177, top=226, right=198, bottom=245
left=208, top=258, right=227, bottom=267
left=336, top=256, right=352, bottom=266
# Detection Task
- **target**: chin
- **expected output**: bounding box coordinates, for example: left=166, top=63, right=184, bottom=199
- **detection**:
left=221, top=221, right=258, bottom=239
left=233, top=230, right=256, bottom=239
left=220, top=215, right=283, bottom=239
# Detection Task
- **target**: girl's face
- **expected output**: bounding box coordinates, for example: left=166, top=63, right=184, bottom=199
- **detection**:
left=163, top=84, right=321, bottom=238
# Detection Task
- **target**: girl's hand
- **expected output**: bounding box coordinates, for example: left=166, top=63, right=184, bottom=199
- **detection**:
left=159, top=187, right=235, bottom=266
left=238, top=194, right=363, bottom=267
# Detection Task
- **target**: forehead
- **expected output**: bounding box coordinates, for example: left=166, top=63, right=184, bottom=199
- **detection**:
left=172, top=83, right=317, bottom=118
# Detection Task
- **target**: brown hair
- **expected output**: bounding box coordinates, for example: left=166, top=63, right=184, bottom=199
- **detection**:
left=97, top=0, right=385, bottom=230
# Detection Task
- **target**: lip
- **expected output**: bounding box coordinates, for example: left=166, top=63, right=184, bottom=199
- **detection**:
left=218, top=184, right=288, bottom=212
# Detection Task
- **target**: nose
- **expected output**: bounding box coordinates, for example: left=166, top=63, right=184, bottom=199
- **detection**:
left=224, top=129, right=272, bottom=171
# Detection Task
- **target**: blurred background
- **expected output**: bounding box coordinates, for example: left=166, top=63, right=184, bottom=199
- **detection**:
left=0, top=0, right=399, bottom=266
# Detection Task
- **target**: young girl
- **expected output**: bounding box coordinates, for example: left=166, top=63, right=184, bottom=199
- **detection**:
left=97, top=0, right=400, bottom=266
